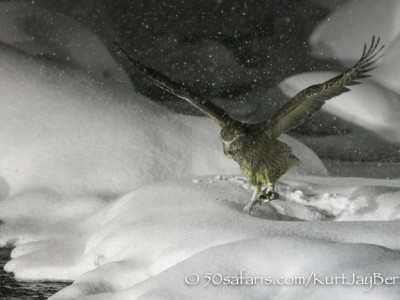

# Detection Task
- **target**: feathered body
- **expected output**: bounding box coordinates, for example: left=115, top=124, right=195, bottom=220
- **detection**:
left=221, top=123, right=298, bottom=187
left=117, top=36, right=384, bottom=213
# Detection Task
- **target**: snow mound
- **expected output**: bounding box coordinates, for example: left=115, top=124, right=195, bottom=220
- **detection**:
left=0, top=42, right=233, bottom=198
left=93, top=238, right=400, bottom=300
left=0, top=40, right=325, bottom=199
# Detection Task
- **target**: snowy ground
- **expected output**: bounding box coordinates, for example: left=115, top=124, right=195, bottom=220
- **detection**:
left=2, top=175, right=400, bottom=300
left=0, top=0, right=400, bottom=299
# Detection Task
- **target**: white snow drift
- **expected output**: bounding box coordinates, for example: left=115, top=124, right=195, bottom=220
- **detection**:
left=4, top=176, right=400, bottom=300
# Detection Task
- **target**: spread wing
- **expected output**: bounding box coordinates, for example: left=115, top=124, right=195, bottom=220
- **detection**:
left=115, top=44, right=234, bottom=127
left=265, top=36, right=384, bottom=139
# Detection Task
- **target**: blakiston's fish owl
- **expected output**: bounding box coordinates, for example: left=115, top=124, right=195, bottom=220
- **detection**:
left=116, top=36, right=383, bottom=214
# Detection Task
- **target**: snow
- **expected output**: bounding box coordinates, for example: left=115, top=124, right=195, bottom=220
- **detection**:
left=372, top=35, right=400, bottom=95
left=3, top=176, right=399, bottom=300
left=80, top=237, right=400, bottom=300
left=310, top=0, right=400, bottom=61
left=0, top=1, right=400, bottom=299
left=310, top=0, right=400, bottom=95
left=0, top=40, right=247, bottom=198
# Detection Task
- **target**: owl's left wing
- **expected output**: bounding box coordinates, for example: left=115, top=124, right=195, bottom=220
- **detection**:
left=264, top=36, right=384, bottom=139
left=115, top=44, right=234, bottom=127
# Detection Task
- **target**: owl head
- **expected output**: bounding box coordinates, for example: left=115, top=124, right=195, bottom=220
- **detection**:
left=220, top=123, right=248, bottom=157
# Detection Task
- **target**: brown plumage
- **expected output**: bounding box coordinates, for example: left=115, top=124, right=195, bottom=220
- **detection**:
left=116, top=36, right=384, bottom=213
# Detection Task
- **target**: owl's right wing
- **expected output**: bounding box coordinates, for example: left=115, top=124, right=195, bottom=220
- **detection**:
left=115, top=44, right=234, bottom=127
left=264, top=36, right=384, bottom=139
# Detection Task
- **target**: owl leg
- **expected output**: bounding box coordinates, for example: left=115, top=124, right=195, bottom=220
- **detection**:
left=243, top=185, right=262, bottom=214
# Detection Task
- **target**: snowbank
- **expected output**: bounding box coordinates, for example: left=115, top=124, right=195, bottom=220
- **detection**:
left=90, top=237, right=400, bottom=300
left=0, top=41, right=232, bottom=198
left=3, top=176, right=398, bottom=299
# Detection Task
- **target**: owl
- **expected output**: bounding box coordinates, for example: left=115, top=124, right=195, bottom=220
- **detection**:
left=116, top=36, right=383, bottom=214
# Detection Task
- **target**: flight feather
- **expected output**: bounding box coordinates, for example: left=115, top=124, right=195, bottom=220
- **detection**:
left=265, top=36, right=384, bottom=139
left=115, top=44, right=233, bottom=127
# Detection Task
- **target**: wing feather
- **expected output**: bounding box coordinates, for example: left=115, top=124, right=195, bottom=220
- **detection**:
left=265, top=36, right=384, bottom=138
left=115, top=44, right=233, bottom=127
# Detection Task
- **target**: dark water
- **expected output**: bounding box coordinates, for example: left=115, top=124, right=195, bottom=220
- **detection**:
left=0, top=248, right=70, bottom=300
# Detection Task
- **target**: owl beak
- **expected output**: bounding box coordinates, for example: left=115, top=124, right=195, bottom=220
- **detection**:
left=222, top=135, right=241, bottom=156
left=223, top=144, right=234, bottom=157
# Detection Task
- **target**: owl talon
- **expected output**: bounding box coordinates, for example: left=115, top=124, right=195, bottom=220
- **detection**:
left=267, top=191, right=279, bottom=200
left=244, top=191, right=279, bottom=213
left=256, top=194, right=268, bottom=206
